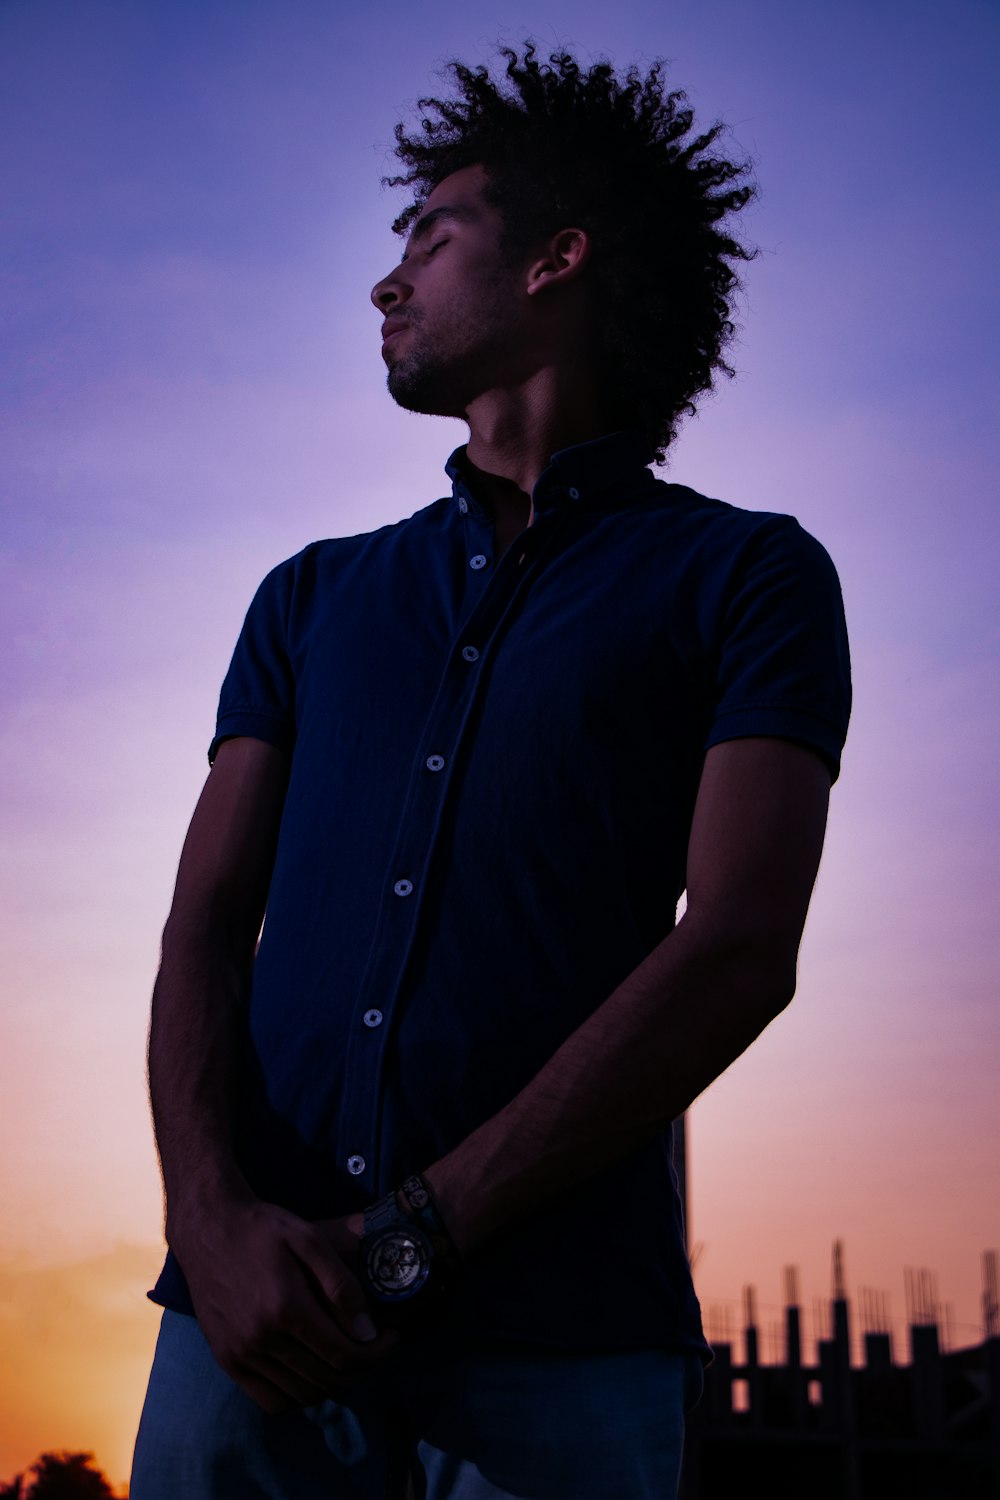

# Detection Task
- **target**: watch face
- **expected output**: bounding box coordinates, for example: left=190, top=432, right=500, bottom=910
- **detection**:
left=364, top=1226, right=432, bottom=1302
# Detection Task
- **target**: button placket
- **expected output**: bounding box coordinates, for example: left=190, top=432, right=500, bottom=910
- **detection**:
left=339, top=512, right=550, bottom=1194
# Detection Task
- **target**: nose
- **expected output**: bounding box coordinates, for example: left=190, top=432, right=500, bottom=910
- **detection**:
left=371, top=263, right=411, bottom=312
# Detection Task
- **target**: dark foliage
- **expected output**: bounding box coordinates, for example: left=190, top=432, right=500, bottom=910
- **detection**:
left=0, top=1453, right=116, bottom=1499
left=387, top=43, right=756, bottom=459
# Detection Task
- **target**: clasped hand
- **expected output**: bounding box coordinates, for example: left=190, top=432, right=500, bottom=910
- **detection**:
left=171, top=1196, right=397, bottom=1413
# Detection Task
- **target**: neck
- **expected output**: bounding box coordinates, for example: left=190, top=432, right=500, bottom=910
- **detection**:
left=462, top=365, right=611, bottom=543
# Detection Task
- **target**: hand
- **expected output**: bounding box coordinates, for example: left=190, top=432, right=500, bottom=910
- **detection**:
left=170, top=1193, right=397, bottom=1413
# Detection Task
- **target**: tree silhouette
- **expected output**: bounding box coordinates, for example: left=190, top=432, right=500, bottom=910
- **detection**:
left=1, top=1453, right=117, bottom=1499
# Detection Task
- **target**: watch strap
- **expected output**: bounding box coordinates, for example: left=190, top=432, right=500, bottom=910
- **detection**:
left=363, top=1189, right=406, bottom=1238
left=399, top=1173, right=460, bottom=1269
left=359, top=1181, right=455, bottom=1326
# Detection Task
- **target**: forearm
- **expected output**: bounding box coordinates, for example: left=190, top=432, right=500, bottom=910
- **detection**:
left=425, top=910, right=796, bottom=1256
left=424, top=738, right=830, bottom=1258
left=148, top=739, right=288, bottom=1245
left=148, top=916, right=254, bottom=1244
left=143, top=742, right=394, bottom=1405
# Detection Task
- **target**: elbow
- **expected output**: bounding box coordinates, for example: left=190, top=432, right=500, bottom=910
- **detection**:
left=157, top=907, right=256, bottom=999
left=699, top=925, right=798, bottom=1030
left=739, top=944, right=798, bottom=1027
left=679, top=897, right=804, bottom=1008
left=763, top=963, right=797, bottom=1020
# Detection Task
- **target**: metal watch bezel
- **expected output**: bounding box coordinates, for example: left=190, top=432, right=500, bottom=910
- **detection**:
left=361, top=1221, right=434, bottom=1304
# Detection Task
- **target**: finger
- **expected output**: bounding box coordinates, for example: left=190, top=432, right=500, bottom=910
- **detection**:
left=267, top=1327, right=367, bottom=1385
left=216, top=1316, right=379, bottom=1409
left=263, top=1338, right=392, bottom=1402
left=287, top=1227, right=397, bottom=1354
left=212, top=1268, right=394, bottom=1391
left=229, top=1332, right=366, bottom=1411
left=226, top=1363, right=307, bottom=1416
left=255, top=1350, right=346, bottom=1409
left=278, top=1298, right=399, bottom=1377
left=248, top=1255, right=398, bottom=1379
left=295, top=1238, right=374, bottom=1340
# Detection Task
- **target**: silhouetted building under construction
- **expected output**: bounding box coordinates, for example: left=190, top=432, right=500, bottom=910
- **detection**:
left=681, top=1246, right=1000, bottom=1499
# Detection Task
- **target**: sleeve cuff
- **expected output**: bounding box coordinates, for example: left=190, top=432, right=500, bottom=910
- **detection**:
left=208, top=709, right=295, bottom=764
left=705, top=705, right=846, bottom=783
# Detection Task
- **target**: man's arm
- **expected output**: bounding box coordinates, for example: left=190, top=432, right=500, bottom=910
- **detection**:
left=421, top=736, right=832, bottom=1256
left=149, top=736, right=392, bottom=1413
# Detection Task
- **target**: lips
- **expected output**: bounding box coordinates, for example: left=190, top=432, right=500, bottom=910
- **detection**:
left=381, top=317, right=410, bottom=346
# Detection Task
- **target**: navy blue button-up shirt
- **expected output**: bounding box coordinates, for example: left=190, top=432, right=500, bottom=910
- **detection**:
left=152, top=430, right=851, bottom=1353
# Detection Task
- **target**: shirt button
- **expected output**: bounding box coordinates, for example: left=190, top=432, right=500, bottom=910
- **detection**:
left=347, top=1154, right=366, bottom=1176
left=568, top=486, right=581, bottom=500
left=393, top=878, right=414, bottom=897
left=469, top=554, right=488, bottom=570
left=458, top=496, right=468, bottom=514
left=461, top=645, right=480, bottom=662
left=426, top=754, right=446, bottom=772
left=363, top=1008, right=383, bottom=1028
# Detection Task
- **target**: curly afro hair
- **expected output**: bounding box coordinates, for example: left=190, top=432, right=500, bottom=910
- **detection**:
left=386, top=44, right=756, bottom=461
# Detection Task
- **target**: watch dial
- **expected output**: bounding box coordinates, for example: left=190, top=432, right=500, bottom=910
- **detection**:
left=366, top=1229, right=431, bottom=1300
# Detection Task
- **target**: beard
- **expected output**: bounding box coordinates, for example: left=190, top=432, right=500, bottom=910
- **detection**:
left=384, top=285, right=522, bottom=417
left=386, top=344, right=472, bottom=418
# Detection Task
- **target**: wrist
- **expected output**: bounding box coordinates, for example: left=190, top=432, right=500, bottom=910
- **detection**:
left=398, top=1173, right=461, bottom=1270
left=358, top=1173, right=460, bottom=1327
left=420, top=1161, right=483, bottom=1259
left=165, top=1164, right=253, bottom=1246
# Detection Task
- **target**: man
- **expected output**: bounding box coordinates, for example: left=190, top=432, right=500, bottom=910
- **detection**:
left=131, top=45, right=850, bottom=1500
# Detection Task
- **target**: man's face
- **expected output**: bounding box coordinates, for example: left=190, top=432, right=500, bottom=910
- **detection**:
left=371, top=165, right=530, bottom=417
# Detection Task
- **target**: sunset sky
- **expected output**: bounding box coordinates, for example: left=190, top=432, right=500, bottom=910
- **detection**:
left=2, top=0, right=998, bottom=1486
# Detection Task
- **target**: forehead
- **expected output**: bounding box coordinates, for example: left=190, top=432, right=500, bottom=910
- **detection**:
left=423, top=163, right=491, bottom=211
left=405, top=164, right=497, bottom=246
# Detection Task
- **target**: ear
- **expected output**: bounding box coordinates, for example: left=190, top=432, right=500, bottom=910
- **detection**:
left=525, top=227, right=591, bottom=297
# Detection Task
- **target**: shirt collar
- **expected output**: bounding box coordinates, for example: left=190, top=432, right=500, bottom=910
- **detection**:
left=446, top=429, right=656, bottom=518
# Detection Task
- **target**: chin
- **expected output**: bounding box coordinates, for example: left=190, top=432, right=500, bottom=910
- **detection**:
left=387, top=365, right=467, bottom=419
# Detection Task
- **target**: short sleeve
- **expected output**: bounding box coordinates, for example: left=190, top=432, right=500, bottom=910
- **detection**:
left=704, top=516, right=852, bottom=781
left=208, top=561, right=298, bottom=764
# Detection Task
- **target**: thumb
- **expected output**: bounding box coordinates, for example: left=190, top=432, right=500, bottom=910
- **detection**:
left=299, top=1225, right=379, bottom=1342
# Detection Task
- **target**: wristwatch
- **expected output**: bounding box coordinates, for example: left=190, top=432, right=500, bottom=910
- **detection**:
left=359, top=1174, right=459, bottom=1325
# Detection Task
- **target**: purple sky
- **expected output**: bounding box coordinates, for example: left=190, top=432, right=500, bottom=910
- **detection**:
left=1, top=0, right=999, bottom=1476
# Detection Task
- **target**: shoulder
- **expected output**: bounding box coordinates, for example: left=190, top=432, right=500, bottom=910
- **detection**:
left=652, top=478, right=829, bottom=553
left=642, top=479, right=844, bottom=607
left=245, top=497, right=456, bottom=612
left=656, top=485, right=852, bottom=779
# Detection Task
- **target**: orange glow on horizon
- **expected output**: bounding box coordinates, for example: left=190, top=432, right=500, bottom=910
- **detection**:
left=0, top=1247, right=160, bottom=1491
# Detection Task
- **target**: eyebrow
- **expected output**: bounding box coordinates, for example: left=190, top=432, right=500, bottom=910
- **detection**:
left=401, top=204, right=477, bottom=261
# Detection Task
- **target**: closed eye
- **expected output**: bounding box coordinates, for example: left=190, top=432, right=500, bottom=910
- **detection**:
left=400, top=238, right=447, bottom=266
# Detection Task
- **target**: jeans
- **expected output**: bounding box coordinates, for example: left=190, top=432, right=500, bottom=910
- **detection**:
left=131, top=1310, right=702, bottom=1499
